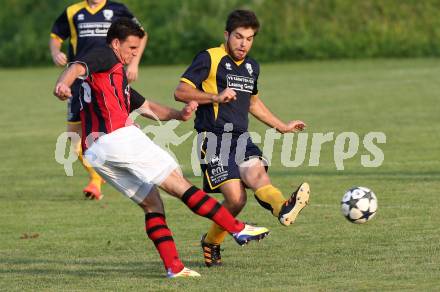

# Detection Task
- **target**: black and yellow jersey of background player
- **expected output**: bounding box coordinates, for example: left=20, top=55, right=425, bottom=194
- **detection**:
left=181, top=44, right=260, bottom=134
left=51, top=0, right=141, bottom=62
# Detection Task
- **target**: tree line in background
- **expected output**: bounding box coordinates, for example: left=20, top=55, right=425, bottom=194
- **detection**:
left=0, top=0, right=439, bottom=67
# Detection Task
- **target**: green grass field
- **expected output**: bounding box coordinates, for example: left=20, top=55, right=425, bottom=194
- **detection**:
left=1, top=59, right=439, bottom=291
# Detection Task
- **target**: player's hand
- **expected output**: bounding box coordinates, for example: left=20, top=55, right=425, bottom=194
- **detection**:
left=126, top=63, right=139, bottom=83
left=212, top=88, right=236, bottom=103
left=180, top=101, right=198, bottom=121
left=54, top=83, right=72, bottom=101
left=52, top=52, right=67, bottom=67
left=285, top=120, right=307, bottom=133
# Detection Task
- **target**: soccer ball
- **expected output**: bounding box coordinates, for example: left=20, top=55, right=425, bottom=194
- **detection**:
left=341, top=187, right=378, bottom=224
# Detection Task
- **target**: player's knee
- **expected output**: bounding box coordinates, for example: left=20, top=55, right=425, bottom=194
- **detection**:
left=235, top=195, right=247, bottom=209
left=224, top=195, right=247, bottom=213
left=138, top=188, right=164, bottom=213
left=68, top=138, right=81, bottom=156
left=242, top=170, right=270, bottom=188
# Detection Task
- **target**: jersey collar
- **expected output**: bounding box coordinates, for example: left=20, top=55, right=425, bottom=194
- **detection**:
left=220, top=44, right=246, bottom=66
left=85, top=0, right=107, bottom=15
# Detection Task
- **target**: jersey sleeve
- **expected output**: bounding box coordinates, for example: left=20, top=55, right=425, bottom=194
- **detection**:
left=75, top=47, right=119, bottom=76
left=51, top=10, right=70, bottom=41
left=180, top=51, right=211, bottom=88
left=129, top=88, right=146, bottom=112
left=252, top=62, right=260, bottom=95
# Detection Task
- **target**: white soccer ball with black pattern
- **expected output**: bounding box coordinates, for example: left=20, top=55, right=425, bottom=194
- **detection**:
left=341, top=187, right=378, bottom=224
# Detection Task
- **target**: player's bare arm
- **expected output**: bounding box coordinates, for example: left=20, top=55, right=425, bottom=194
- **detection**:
left=138, top=100, right=198, bottom=121
left=49, top=37, right=67, bottom=67
left=249, top=94, right=306, bottom=133
left=174, top=82, right=237, bottom=105
left=126, top=33, right=148, bottom=83
left=53, top=63, right=86, bottom=100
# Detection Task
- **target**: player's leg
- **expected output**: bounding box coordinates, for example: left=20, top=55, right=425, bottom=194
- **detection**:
left=201, top=181, right=246, bottom=267
left=205, top=181, right=247, bottom=243
left=158, top=169, right=269, bottom=246
left=240, top=158, right=283, bottom=216
left=86, top=154, right=200, bottom=278
left=67, top=122, right=103, bottom=200
left=138, top=186, right=200, bottom=278
left=66, top=122, right=82, bottom=156
left=68, top=81, right=104, bottom=200
left=240, top=158, right=310, bottom=226
left=196, top=132, right=270, bottom=265
left=219, top=181, right=248, bottom=216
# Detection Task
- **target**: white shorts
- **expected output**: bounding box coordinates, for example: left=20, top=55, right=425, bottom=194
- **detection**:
left=84, top=125, right=179, bottom=203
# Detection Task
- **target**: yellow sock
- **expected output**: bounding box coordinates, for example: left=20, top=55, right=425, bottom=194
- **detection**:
left=77, top=147, right=103, bottom=189
left=255, top=185, right=286, bottom=217
left=205, top=223, right=228, bottom=245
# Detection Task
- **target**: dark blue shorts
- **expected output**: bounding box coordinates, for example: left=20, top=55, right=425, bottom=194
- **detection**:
left=67, top=79, right=82, bottom=123
left=198, top=131, right=268, bottom=193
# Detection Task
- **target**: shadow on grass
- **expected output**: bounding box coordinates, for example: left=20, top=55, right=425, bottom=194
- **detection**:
left=0, top=257, right=212, bottom=279
left=0, top=257, right=168, bottom=279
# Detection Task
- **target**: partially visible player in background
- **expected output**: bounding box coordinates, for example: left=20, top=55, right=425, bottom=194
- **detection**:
left=49, top=0, right=147, bottom=200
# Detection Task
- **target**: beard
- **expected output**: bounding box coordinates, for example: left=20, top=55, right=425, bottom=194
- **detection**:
left=226, top=41, right=245, bottom=61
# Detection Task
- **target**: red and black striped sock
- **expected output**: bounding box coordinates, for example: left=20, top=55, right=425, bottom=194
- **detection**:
left=181, top=186, right=245, bottom=234
left=145, top=213, right=184, bottom=274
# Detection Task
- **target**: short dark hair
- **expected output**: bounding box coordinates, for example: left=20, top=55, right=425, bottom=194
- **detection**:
left=225, top=9, right=260, bottom=35
left=106, top=17, right=145, bottom=44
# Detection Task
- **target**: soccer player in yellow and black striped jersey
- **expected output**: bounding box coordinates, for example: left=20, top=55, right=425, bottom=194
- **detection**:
left=175, top=9, right=311, bottom=267
left=49, top=0, right=147, bottom=200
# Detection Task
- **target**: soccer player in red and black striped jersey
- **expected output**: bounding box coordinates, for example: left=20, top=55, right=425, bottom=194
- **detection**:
left=53, top=18, right=270, bottom=278
left=50, top=0, right=147, bottom=200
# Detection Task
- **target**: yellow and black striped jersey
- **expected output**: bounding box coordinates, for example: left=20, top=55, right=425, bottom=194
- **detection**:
left=181, top=44, right=260, bottom=134
left=51, top=0, right=140, bottom=61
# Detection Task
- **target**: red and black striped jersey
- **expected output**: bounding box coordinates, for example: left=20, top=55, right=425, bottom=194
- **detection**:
left=75, top=46, right=145, bottom=150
